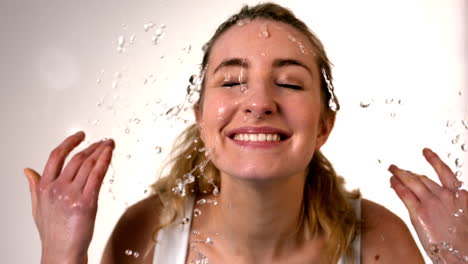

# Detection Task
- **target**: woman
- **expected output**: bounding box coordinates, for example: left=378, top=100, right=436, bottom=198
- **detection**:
left=24, top=3, right=467, bottom=264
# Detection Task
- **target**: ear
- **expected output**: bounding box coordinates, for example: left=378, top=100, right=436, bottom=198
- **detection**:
left=315, top=114, right=335, bottom=150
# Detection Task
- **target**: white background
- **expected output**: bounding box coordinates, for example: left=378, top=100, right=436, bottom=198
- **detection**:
left=1, top=0, right=466, bottom=263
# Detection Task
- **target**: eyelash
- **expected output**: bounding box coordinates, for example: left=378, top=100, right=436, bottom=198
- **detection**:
left=221, top=82, right=302, bottom=90
left=222, top=82, right=243, bottom=87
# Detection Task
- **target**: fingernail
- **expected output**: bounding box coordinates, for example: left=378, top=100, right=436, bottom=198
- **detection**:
left=388, top=164, right=397, bottom=171
left=106, top=139, right=115, bottom=147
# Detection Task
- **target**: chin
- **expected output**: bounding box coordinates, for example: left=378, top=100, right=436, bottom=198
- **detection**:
left=222, top=165, right=302, bottom=183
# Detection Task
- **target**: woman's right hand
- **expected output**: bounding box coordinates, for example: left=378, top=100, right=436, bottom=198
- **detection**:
left=24, top=131, right=115, bottom=264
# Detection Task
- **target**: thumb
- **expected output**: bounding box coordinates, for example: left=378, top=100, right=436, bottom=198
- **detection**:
left=24, top=168, right=41, bottom=210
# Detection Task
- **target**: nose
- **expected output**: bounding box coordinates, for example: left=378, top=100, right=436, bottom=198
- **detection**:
left=242, top=83, right=278, bottom=118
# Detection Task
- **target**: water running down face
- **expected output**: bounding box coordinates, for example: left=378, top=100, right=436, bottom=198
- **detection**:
left=195, top=19, right=335, bottom=182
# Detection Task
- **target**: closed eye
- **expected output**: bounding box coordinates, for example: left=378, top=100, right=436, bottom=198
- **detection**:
left=277, top=83, right=302, bottom=90
left=222, top=82, right=244, bottom=87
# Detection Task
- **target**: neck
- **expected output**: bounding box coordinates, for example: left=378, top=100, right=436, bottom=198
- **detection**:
left=204, top=173, right=308, bottom=261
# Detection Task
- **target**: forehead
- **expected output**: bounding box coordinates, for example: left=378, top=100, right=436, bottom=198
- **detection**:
left=208, top=19, right=317, bottom=70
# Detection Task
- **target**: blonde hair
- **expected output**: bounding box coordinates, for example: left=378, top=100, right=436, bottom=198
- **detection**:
left=152, top=3, right=360, bottom=263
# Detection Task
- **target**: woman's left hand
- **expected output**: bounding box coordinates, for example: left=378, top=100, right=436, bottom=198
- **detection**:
left=389, top=148, right=468, bottom=263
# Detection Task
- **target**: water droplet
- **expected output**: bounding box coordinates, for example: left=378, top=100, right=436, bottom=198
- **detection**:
left=448, top=153, right=453, bottom=159
left=184, top=173, right=195, bottom=184
left=213, top=186, right=219, bottom=196
left=181, top=217, right=190, bottom=224
left=143, top=22, right=155, bottom=31
left=258, top=24, right=270, bottom=38
left=453, top=180, right=463, bottom=189
left=455, top=158, right=464, bottom=168
left=205, top=237, right=214, bottom=244
left=385, top=98, right=394, bottom=104
left=132, top=251, right=140, bottom=258
left=198, top=147, right=206, bottom=153
left=447, top=120, right=455, bottom=127
left=236, top=19, right=245, bottom=26
left=126, top=154, right=131, bottom=159
left=360, top=100, right=372, bottom=108
left=194, top=208, right=201, bottom=217
left=448, top=226, right=456, bottom=234
left=185, top=154, right=192, bottom=159
left=197, top=199, right=206, bottom=205
left=452, top=135, right=461, bottom=144
left=462, top=144, right=467, bottom=152
left=458, top=208, right=464, bottom=213
left=117, top=35, right=125, bottom=53
left=125, top=128, right=130, bottom=134
left=390, top=112, right=396, bottom=118
left=133, top=118, right=140, bottom=124
left=195, top=251, right=209, bottom=264
left=112, top=80, right=119, bottom=89
left=462, top=120, right=468, bottom=129
left=96, top=78, right=101, bottom=84
left=455, top=171, right=462, bottom=178
left=129, top=34, right=136, bottom=44
left=125, top=249, right=133, bottom=256
left=155, top=146, right=162, bottom=154
left=183, top=44, right=192, bottom=54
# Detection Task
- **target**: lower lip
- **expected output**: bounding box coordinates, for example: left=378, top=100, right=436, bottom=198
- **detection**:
left=229, top=137, right=287, bottom=148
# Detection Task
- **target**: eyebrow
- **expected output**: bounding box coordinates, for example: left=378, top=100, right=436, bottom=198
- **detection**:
left=213, top=57, right=313, bottom=76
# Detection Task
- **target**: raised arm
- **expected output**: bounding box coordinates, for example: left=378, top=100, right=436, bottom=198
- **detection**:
left=24, top=131, right=115, bottom=264
left=389, top=148, right=468, bottom=263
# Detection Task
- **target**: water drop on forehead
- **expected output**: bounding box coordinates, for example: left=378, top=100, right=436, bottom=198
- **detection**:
left=259, top=24, right=270, bottom=38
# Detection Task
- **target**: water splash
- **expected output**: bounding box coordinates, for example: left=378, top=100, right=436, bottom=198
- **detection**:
left=117, top=35, right=125, bottom=53
left=143, top=22, right=155, bottom=31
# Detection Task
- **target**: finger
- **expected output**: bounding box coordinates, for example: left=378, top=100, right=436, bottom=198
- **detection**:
left=422, top=148, right=458, bottom=190
left=60, top=140, right=106, bottom=182
left=388, top=164, right=433, bottom=200
left=390, top=175, right=420, bottom=212
left=24, top=168, right=41, bottom=211
left=418, top=175, right=444, bottom=196
left=83, top=145, right=114, bottom=198
left=73, top=140, right=114, bottom=191
left=42, top=131, right=86, bottom=183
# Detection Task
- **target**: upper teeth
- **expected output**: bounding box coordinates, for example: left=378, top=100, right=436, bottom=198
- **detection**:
left=233, top=133, right=281, bottom=141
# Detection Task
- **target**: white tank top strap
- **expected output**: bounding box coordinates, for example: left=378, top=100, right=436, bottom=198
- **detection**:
left=153, top=196, right=195, bottom=264
left=338, top=197, right=362, bottom=264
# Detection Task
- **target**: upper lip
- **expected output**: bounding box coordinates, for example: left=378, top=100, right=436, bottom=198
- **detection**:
left=226, top=126, right=292, bottom=139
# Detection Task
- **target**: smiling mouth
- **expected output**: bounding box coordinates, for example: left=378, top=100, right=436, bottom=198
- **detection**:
left=230, top=133, right=288, bottom=142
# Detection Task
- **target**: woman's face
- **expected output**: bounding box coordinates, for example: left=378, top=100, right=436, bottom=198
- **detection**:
left=196, top=19, right=334, bottom=182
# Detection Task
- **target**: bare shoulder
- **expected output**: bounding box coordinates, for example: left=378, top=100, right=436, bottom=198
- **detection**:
left=101, top=194, right=162, bottom=264
left=360, top=199, right=424, bottom=264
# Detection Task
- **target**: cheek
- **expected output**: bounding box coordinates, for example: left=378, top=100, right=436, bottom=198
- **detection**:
left=199, top=93, right=239, bottom=138
left=286, top=96, right=322, bottom=127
